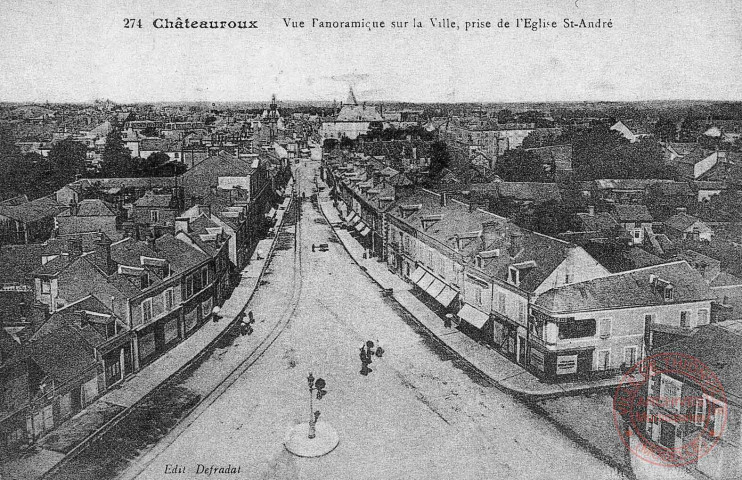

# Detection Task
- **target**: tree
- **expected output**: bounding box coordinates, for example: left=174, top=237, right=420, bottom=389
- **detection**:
left=339, top=136, right=354, bottom=150
left=495, top=149, right=549, bottom=182
left=100, top=123, right=132, bottom=177
left=428, top=141, right=450, bottom=178
left=654, top=117, right=677, bottom=142
left=365, top=121, right=383, bottom=141
left=141, top=126, right=159, bottom=137
left=323, top=138, right=338, bottom=151
left=570, top=125, right=674, bottom=180
left=531, top=200, right=576, bottom=237
left=48, top=138, right=87, bottom=185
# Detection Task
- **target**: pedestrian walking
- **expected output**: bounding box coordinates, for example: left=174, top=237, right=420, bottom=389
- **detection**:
left=444, top=313, right=453, bottom=329
left=359, top=346, right=371, bottom=376
left=312, top=244, right=316, bottom=252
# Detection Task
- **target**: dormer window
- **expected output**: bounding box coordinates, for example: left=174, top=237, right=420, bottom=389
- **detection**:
left=508, top=266, right=520, bottom=286
left=140, top=273, right=150, bottom=289
left=664, top=285, right=674, bottom=301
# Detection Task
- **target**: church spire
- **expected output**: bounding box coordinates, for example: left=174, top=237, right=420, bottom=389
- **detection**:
left=345, top=86, right=358, bottom=106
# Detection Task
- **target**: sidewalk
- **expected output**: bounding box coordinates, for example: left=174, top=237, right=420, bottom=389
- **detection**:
left=3, top=184, right=295, bottom=480
left=318, top=193, right=637, bottom=400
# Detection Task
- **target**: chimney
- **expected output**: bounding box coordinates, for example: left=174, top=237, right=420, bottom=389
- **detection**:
left=441, top=192, right=449, bottom=207
left=147, top=235, right=157, bottom=252
left=67, top=237, right=83, bottom=259
left=588, top=205, right=595, bottom=216
left=96, top=234, right=114, bottom=275
left=175, top=217, right=190, bottom=234
left=76, top=310, right=88, bottom=328
left=676, top=207, right=687, bottom=214
left=509, top=230, right=523, bottom=257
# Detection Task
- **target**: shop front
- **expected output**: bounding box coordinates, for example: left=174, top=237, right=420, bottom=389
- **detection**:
left=102, top=338, right=134, bottom=388
left=411, top=265, right=459, bottom=313
left=457, top=303, right=491, bottom=341
left=492, top=314, right=527, bottom=364
left=528, top=341, right=595, bottom=383
left=136, top=310, right=182, bottom=368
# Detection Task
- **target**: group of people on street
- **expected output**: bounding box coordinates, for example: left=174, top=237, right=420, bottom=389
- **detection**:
left=359, top=340, right=384, bottom=376
left=239, top=310, right=256, bottom=336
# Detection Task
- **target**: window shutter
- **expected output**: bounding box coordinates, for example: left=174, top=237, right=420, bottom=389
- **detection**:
left=694, top=398, right=706, bottom=426
left=713, top=407, right=723, bottom=437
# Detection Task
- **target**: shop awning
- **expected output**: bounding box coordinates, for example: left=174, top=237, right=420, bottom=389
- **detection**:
left=410, top=267, right=426, bottom=284
left=426, top=278, right=446, bottom=298
left=347, top=214, right=361, bottom=225
left=435, top=286, right=458, bottom=308
left=355, top=221, right=366, bottom=232
left=417, top=272, right=435, bottom=290
left=360, top=226, right=371, bottom=236
left=458, top=304, right=489, bottom=329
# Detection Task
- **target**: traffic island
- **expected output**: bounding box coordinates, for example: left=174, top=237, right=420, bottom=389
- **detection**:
left=284, top=421, right=339, bottom=457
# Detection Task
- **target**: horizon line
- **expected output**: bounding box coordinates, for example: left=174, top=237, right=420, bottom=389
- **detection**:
left=2, top=97, right=741, bottom=106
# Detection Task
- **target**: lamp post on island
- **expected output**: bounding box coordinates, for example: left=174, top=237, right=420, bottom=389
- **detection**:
left=284, top=372, right=339, bottom=457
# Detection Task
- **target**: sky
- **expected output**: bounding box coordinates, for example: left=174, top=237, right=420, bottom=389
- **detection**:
left=0, top=0, right=740, bottom=103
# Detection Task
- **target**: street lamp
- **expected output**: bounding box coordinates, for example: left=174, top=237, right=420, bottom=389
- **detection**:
left=306, top=373, right=327, bottom=439
left=284, top=373, right=339, bottom=457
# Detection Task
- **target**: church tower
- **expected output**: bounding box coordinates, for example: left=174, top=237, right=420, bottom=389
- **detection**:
left=266, top=94, right=280, bottom=143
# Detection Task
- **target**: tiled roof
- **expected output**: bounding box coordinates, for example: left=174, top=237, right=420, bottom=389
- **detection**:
left=30, top=326, right=97, bottom=385
left=665, top=212, right=704, bottom=232
left=78, top=177, right=178, bottom=189
left=622, top=247, right=666, bottom=270
left=43, top=232, right=110, bottom=256
left=32, top=255, right=72, bottom=276
left=612, top=204, right=653, bottom=222
left=710, top=272, right=742, bottom=288
left=575, top=212, right=618, bottom=232
left=134, top=191, right=174, bottom=208
left=0, top=244, right=45, bottom=284
left=31, top=295, right=121, bottom=347
left=594, top=179, right=671, bottom=191
left=140, top=138, right=170, bottom=152
left=57, top=199, right=117, bottom=217
left=676, top=250, right=720, bottom=271
left=536, top=261, right=714, bottom=314
left=0, top=195, right=29, bottom=206
left=154, top=234, right=209, bottom=273
left=336, top=105, right=383, bottom=122
left=667, top=143, right=701, bottom=156
left=655, top=322, right=742, bottom=396
left=496, top=182, right=562, bottom=203
left=0, top=195, right=63, bottom=223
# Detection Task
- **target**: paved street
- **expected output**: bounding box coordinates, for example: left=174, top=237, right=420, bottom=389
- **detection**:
left=118, top=158, right=624, bottom=480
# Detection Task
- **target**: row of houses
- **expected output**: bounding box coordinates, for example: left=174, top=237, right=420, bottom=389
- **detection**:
left=328, top=164, right=717, bottom=383
left=0, top=146, right=294, bottom=453
left=0, top=216, right=230, bottom=452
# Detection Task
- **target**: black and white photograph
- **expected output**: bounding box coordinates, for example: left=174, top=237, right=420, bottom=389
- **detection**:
left=0, top=0, right=740, bottom=479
